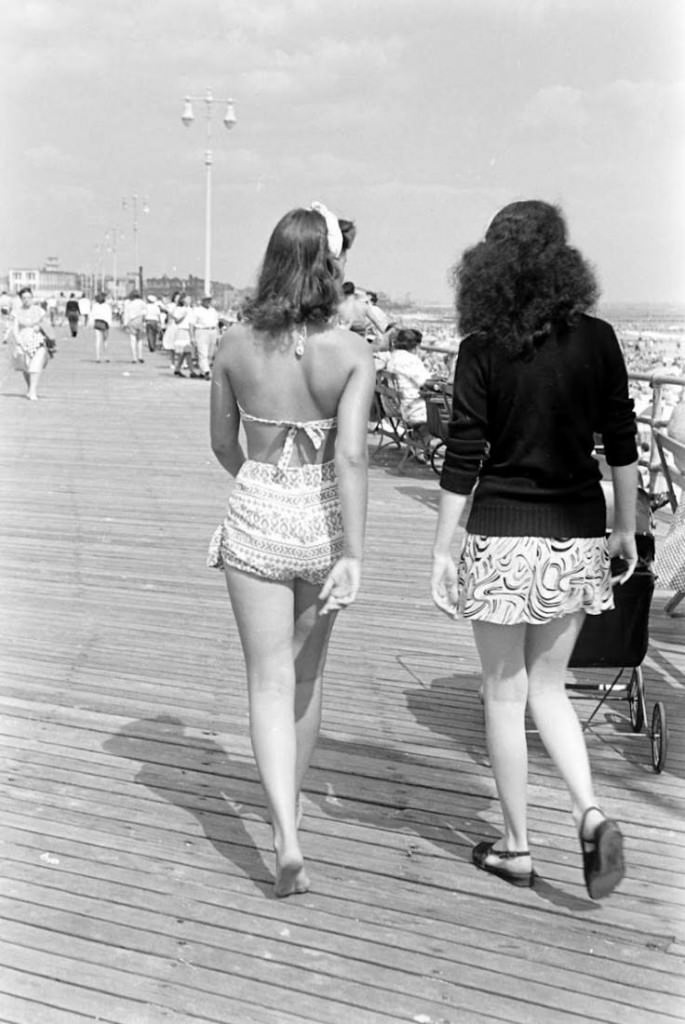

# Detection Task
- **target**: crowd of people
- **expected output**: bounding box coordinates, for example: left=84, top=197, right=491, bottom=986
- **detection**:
left=1, top=286, right=237, bottom=395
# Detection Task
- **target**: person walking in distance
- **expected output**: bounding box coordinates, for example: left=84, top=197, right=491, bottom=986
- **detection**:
left=91, top=292, right=113, bottom=363
left=192, top=294, right=219, bottom=379
left=8, top=286, right=56, bottom=399
left=144, top=294, right=163, bottom=352
left=65, top=293, right=80, bottom=337
left=123, top=289, right=147, bottom=364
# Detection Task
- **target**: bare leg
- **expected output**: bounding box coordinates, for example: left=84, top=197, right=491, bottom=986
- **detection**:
left=22, top=371, right=30, bottom=393
left=224, top=568, right=335, bottom=897
left=292, top=580, right=337, bottom=798
left=27, top=370, right=42, bottom=399
left=525, top=613, right=602, bottom=834
left=472, top=621, right=532, bottom=877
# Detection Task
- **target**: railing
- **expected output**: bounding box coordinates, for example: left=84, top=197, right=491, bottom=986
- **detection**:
left=416, top=346, right=685, bottom=498
left=629, top=372, right=685, bottom=494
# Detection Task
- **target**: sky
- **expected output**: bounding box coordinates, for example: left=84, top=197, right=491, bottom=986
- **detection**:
left=2, top=0, right=684, bottom=305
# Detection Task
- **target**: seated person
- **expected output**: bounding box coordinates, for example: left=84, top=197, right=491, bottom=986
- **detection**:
left=385, top=327, right=433, bottom=453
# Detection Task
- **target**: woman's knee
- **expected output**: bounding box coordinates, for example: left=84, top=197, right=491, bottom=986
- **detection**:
left=248, top=663, right=295, bottom=698
left=484, top=673, right=528, bottom=704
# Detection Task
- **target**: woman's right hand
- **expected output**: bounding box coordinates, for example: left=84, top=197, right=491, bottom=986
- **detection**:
left=319, top=557, right=361, bottom=615
left=431, top=552, right=459, bottom=618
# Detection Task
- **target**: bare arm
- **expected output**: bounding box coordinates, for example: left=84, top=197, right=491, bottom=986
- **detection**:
left=209, top=341, right=245, bottom=477
left=334, top=341, right=376, bottom=558
left=430, top=489, right=469, bottom=616
left=319, top=339, right=375, bottom=613
left=608, top=461, right=638, bottom=583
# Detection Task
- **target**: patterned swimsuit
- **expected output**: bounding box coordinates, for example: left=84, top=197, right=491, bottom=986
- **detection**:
left=207, top=407, right=343, bottom=584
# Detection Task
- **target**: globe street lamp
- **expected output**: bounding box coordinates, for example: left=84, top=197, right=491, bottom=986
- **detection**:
left=181, top=89, right=237, bottom=296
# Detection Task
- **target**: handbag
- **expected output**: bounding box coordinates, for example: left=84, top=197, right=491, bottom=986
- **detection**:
left=40, top=325, right=57, bottom=357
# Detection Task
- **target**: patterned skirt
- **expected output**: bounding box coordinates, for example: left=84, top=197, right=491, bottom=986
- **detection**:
left=457, top=534, right=614, bottom=625
left=207, top=459, right=343, bottom=584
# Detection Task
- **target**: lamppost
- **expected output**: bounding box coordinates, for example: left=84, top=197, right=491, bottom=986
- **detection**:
left=92, top=243, right=104, bottom=295
left=104, top=227, right=122, bottom=298
left=181, top=89, right=237, bottom=297
left=122, top=193, right=149, bottom=293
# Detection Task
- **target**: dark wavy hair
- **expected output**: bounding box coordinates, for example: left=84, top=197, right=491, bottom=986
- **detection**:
left=452, top=200, right=599, bottom=359
left=243, top=207, right=356, bottom=333
left=392, top=327, right=423, bottom=351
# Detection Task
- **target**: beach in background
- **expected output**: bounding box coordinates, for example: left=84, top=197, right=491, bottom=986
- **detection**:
left=399, top=301, right=685, bottom=373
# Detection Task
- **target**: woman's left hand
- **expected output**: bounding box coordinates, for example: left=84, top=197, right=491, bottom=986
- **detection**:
left=431, top=553, right=459, bottom=617
left=319, top=557, right=361, bottom=615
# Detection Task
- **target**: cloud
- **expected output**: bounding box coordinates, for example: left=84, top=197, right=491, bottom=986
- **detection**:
left=24, top=144, right=76, bottom=170
left=600, top=79, right=685, bottom=139
left=518, top=85, right=588, bottom=135
left=513, top=77, right=685, bottom=168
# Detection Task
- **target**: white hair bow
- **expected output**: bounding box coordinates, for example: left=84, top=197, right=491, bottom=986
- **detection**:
left=308, top=201, right=343, bottom=258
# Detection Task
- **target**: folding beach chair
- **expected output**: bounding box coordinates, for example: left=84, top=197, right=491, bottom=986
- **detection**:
left=653, top=428, right=685, bottom=616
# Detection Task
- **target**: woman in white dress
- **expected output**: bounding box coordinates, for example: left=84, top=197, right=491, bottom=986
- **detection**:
left=8, top=287, right=55, bottom=400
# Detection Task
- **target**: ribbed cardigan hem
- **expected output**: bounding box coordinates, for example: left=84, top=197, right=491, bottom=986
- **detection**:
left=466, top=499, right=606, bottom=538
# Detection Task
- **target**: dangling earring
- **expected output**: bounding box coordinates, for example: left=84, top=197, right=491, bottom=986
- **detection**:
left=294, top=323, right=307, bottom=357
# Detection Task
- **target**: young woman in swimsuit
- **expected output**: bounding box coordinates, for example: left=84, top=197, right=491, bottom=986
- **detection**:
left=208, top=203, right=376, bottom=897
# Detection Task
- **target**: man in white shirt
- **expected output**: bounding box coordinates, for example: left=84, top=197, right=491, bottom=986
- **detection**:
left=192, top=295, right=219, bottom=378
left=144, top=294, right=163, bottom=352
left=78, top=294, right=91, bottom=326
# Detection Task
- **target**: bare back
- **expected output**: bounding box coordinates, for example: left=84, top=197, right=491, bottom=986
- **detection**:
left=211, top=321, right=375, bottom=468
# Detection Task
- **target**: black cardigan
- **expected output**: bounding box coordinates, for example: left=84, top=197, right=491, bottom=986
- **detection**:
left=440, top=314, right=638, bottom=538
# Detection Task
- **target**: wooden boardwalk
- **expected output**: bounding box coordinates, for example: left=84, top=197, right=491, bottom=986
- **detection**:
left=0, top=325, right=683, bottom=1024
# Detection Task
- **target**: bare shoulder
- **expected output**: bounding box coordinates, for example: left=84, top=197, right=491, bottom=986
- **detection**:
left=214, top=324, right=251, bottom=368
left=321, top=325, right=374, bottom=366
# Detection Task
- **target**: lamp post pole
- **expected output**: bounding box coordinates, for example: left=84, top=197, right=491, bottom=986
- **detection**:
left=122, top=194, right=149, bottom=293
left=104, top=228, right=120, bottom=298
left=182, top=89, right=237, bottom=297
left=111, top=227, right=119, bottom=299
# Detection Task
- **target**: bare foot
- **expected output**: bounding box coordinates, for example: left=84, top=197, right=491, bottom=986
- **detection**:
left=274, top=847, right=309, bottom=898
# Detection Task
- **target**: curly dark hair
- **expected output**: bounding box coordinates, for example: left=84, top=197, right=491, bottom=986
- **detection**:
left=392, top=327, right=423, bottom=351
left=452, top=201, right=599, bottom=359
left=243, top=207, right=356, bottom=333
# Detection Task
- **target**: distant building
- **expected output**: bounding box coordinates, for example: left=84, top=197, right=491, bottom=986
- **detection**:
left=144, top=273, right=241, bottom=310
left=8, top=266, right=84, bottom=296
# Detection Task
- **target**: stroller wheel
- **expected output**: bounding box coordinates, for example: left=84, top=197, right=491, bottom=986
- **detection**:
left=650, top=701, right=668, bottom=773
left=628, top=667, right=645, bottom=733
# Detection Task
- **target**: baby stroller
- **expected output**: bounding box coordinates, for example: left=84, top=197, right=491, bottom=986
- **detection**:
left=567, top=489, right=668, bottom=772
left=421, top=379, right=452, bottom=475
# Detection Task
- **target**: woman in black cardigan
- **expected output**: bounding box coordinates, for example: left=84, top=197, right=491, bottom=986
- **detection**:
left=431, top=201, right=638, bottom=900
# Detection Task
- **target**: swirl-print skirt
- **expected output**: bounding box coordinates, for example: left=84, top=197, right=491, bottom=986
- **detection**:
left=457, top=535, right=614, bottom=625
